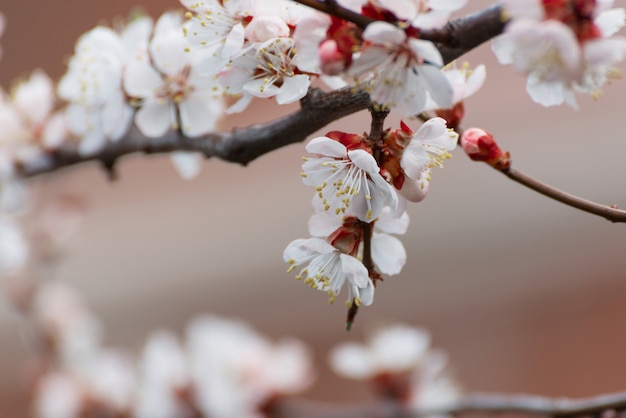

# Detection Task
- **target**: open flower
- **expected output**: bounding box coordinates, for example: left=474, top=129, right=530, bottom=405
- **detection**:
left=382, top=118, right=457, bottom=203
left=329, top=324, right=432, bottom=380
left=220, top=37, right=310, bottom=113
left=493, top=0, right=626, bottom=107
left=284, top=237, right=374, bottom=306
left=180, top=0, right=254, bottom=72
left=346, top=21, right=453, bottom=116
left=302, top=135, right=397, bottom=222
left=308, top=206, right=409, bottom=276
left=58, top=26, right=134, bottom=155
left=124, top=12, right=224, bottom=138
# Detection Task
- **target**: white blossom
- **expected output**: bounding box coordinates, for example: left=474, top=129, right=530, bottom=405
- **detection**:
left=220, top=37, right=310, bottom=113
left=180, top=0, right=254, bottom=72
left=302, top=136, right=397, bottom=222
left=58, top=27, right=133, bottom=155
left=400, top=117, right=458, bottom=182
left=347, top=21, right=453, bottom=116
left=284, top=237, right=374, bottom=306
left=0, top=215, right=28, bottom=276
left=124, top=12, right=224, bottom=138
left=329, top=324, right=432, bottom=379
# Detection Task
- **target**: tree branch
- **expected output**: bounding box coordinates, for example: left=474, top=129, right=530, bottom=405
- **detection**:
left=501, top=166, right=626, bottom=223
left=17, top=4, right=506, bottom=178
left=292, top=0, right=376, bottom=29
left=274, top=391, right=626, bottom=418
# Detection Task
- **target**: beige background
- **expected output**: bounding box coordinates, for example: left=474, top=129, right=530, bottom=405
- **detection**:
left=1, top=1, right=626, bottom=416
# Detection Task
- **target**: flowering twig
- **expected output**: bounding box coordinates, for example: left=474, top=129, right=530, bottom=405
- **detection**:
left=17, top=4, right=506, bottom=178
left=291, top=0, right=507, bottom=63
left=501, top=166, right=626, bottom=223
left=461, top=128, right=626, bottom=223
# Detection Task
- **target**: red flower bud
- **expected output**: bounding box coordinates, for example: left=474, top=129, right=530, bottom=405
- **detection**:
left=461, top=128, right=511, bottom=170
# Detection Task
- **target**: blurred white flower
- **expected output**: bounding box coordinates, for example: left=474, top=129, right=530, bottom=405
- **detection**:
left=35, top=373, right=82, bottom=418
left=124, top=12, right=224, bottom=138
left=409, top=351, right=461, bottom=412
left=58, top=27, right=133, bottom=155
left=329, top=324, right=431, bottom=379
left=0, top=215, right=28, bottom=276
left=493, top=1, right=626, bottom=107
left=135, top=331, right=192, bottom=418
left=347, top=21, right=453, bottom=116
left=32, top=282, right=104, bottom=368
left=424, top=63, right=486, bottom=111
left=187, top=315, right=314, bottom=418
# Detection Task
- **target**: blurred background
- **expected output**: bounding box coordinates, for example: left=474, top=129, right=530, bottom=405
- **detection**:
left=2, top=0, right=626, bottom=416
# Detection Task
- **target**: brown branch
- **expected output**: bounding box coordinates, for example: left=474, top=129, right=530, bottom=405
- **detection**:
left=274, top=391, right=626, bottom=418
left=501, top=166, right=626, bottom=223
left=292, top=0, right=376, bottom=29
left=18, top=4, right=507, bottom=178
left=421, top=4, right=508, bottom=63
left=20, top=87, right=371, bottom=177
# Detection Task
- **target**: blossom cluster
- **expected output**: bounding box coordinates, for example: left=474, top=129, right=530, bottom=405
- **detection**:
left=330, top=324, right=460, bottom=407
left=284, top=117, right=459, bottom=309
left=493, top=0, right=626, bottom=107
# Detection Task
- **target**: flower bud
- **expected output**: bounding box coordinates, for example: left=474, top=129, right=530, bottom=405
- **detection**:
left=460, top=128, right=511, bottom=170
left=319, top=40, right=347, bottom=75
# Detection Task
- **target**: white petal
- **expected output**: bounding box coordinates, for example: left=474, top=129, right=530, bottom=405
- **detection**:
left=308, top=211, right=341, bottom=237
left=347, top=149, right=379, bottom=173
left=123, top=57, right=164, bottom=98
left=399, top=176, right=430, bottom=202
left=171, top=152, right=203, bottom=180
left=419, top=65, right=454, bottom=109
left=596, top=8, right=625, bottom=37
left=305, top=136, right=347, bottom=157
left=178, top=96, right=223, bottom=137
left=135, top=101, right=172, bottom=137
left=150, top=32, right=191, bottom=76
left=339, top=254, right=369, bottom=288
left=371, top=233, right=406, bottom=275
left=376, top=208, right=410, bottom=235
left=275, top=75, right=310, bottom=104
left=356, top=279, right=375, bottom=306
left=222, top=23, right=246, bottom=59
left=363, top=21, right=405, bottom=46
left=328, top=343, right=374, bottom=379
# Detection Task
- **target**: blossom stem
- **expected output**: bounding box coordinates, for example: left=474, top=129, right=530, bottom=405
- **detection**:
left=501, top=166, right=626, bottom=223
left=345, top=301, right=359, bottom=331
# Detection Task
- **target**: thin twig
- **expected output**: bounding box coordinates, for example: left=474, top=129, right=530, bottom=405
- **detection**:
left=502, top=166, right=626, bottom=223
left=275, top=391, right=626, bottom=418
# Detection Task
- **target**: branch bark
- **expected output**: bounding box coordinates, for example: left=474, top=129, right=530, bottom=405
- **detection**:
left=274, top=391, right=626, bottom=418
left=501, top=166, right=626, bottom=223
left=18, top=3, right=506, bottom=178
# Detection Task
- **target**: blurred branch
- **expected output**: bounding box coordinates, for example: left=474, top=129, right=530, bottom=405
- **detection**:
left=275, top=391, right=626, bottom=418
left=18, top=4, right=506, bottom=178
left=502, top=166, right=626, bottom=223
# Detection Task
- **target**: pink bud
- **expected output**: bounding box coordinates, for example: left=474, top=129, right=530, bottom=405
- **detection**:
left=461, top=128, right=510, bottom=170
left=319, top=40, right=347, bottom=75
